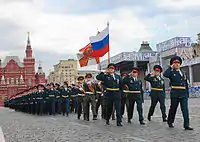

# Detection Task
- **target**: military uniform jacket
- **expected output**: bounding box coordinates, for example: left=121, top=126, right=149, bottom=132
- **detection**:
left=144, top=74, right=165, bottom=96
left=47, top=89, right=58, bottom=100
left=83, top=82, right=95, bottom=95
left=163, top=67, right=189, bottom=98
left=60, top=88, right=70, bottom=99
left=96, top=72, right=122, bottom=90
left=36, top=91, right=46, bottom=102
left=123, top=75, right=144, bottom=100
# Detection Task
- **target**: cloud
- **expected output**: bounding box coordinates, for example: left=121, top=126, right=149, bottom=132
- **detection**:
left=0, top=0, right=200, bottom=76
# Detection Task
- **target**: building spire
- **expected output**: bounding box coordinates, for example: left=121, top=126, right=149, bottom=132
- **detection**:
left=25, top=32, right=32, bottom=58
left=37, top=60, right=44, bottom=74
left=27, top=32, right=30, bottom=45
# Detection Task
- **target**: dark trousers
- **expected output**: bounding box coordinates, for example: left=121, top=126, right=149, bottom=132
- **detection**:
left=168, top=97, right=189, bottom=128
left=121, top=95, right=127, bottom=116
left=77, top=96, right=83, bottom=118
left=56, top=99, right=62, bottom=114
left=48, top=99, right=55, bottom=115
left=96, top=96, right=103, bottom=117
left=105, top=90, right=121, bottom=123
left=127, top=94, right=144, bottom=122
left=62, top=99, right=70, bottom=116
left=148, top=91, right=167, bottom=120
left=36, top=101, right=44, bottom=115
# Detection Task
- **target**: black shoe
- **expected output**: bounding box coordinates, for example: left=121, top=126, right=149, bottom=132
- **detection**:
left=147, top=115, right=151, bottom=121
left=163, top=118, right=167, bottom=122
left=117, top=122, right=123, bottom=127
left=93, top=117, right=97, bottom=120
left=140, top=121, right=145, bottom=125
left=106, top=120, right=109, bottom=125
left=168, top=123, right=174, bottom=128
left=78, top=116, right=80, bottom=119
left=128, top=119, right=131, bottom=123
left=185, top=126, right=194, bottom=130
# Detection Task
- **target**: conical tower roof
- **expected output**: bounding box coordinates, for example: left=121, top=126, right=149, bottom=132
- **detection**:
left=138, top=41, right=153, bottom=52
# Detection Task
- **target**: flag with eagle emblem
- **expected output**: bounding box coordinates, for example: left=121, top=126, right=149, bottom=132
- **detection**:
left=77, top=44, right=100, bottom=67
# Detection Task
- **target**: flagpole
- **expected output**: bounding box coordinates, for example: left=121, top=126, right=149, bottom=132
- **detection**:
left=107, top=21, right=110, bottom=65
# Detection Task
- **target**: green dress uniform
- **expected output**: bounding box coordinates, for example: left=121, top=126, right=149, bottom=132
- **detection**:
left=96, top=63, right=123, bottom=126
left=123, top=74, right=145, bottom=124
left=144, top=65, right=167, bottom=122
left=60, top=87, right=70, bottom=116
left=83, top=81, right=97, bottom=121
left=48, top=89, right=57, bottom=115
left=163, top=56, right=193, bottom=130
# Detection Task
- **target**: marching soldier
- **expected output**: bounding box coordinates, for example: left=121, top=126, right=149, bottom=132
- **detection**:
left=96, top=63, right=123, bottom=126
left=61, top=82, right=70, bottom=116
left=123, top=67, right=145, bottom=125
left=48, top=83, right=57, bottom=116
left=144, top=65, right=167, bottom=122
left=76, top=76, right=85, bottom=119
left=35, top=84, right=46, bottom=115
left=163, top=56, right=193, bottom=130
left=83, top=73, right=97, bottom=121
left=55, top=83, right=62, bottom=114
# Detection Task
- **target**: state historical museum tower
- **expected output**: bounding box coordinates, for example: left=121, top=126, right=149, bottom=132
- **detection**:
left=0, top=33, right=45, bottom=106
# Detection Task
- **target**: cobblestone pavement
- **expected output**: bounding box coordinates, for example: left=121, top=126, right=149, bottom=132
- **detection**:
left=0, top=98, right=200, bottom=142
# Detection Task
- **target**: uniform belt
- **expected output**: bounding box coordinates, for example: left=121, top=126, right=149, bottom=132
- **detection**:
left=49, top=95, right=55, bottom=97
left=106, top=88, right=119, bottom=91
left=62, top=95, right=69, bottom=98
left=78, top=94, right=85, bottom=96
left=96, top=91, right=102, bottom=94
left=86, top=92, right=94, bottom=94
left=123, top=90, right=141, bottom=93
left=151, top=88, right=163, bottom=91
left=56, top=96, right=60, bottom=98
left=171, top=86, right=186, bottom=89
left=37, top=98, right=43, bottom=99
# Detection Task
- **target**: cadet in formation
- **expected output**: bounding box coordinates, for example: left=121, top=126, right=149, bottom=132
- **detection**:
left=144, top=65, right=167, bottom=122
left=123, top=67, right=145, bottom=125
left=163, top=56, right=193, bottom=130
left=96, top=63, right=123, bottom=126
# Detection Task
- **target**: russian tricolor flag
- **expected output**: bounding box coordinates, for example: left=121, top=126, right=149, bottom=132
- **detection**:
left=89, top=25, right=109, bottom=57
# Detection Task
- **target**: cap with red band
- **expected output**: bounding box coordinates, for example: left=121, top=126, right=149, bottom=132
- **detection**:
left=107, top=63, right=116, bottom=69
left=153, top=65, right=162, bottom=72
left=132, top=67, right=139, bottom=73
left=172, top=59, right=180, bottom=63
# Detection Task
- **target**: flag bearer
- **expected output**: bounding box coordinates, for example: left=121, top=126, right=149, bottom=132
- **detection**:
left=144, top=65, right=167, bottom=122
left=83, top=73, right=97, bottom=121
left=123, top=67, right=145, bottom=125
left=163, top=56, right=193, bottom=130
left=96, top=63, right=123, bottom=126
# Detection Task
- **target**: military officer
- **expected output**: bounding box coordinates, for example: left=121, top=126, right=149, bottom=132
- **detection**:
left=48, top=83, right=57, bottom=116
left=61, top=82, right=70, bottom=116
left=144, top=65, right=167, bottom=122
left=83, top=73, right=97, bottom=121
left=76, top=76, right=85, bottom=119
left=123, top=67, right=145, bottom=125
left=55, top=83, right=62, bottom=114
left=35, top=84, right=46, bottom=115
left=163, top=56, right=193, bottom=130
left=96, top=63, right=123, bottom=126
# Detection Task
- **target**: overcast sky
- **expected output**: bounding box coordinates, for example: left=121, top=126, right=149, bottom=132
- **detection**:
left=0, top=0, right=200, bottom=75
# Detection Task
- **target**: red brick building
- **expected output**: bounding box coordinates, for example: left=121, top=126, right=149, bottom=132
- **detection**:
left=0, top=33, right=45, bottom=106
